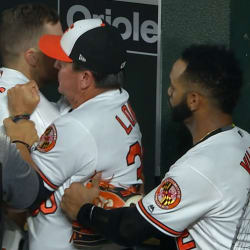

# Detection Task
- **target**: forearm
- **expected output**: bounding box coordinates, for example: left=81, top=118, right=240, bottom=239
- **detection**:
left=2, top=137, right=52, bottom=210
left=11, top=143, right=54, bottom=211
left=77, top=204, right=165, bottom=247
left=2, top=142, right=40, bottom=209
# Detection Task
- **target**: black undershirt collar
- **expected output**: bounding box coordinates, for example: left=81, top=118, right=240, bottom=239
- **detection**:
left=194, top=124, right=235, bottom=147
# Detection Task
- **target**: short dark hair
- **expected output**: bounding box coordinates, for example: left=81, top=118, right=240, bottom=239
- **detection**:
left=73, top=62, right=124, bottom=89
left=0, top=3, right=59, bottom=64
left=181, top=44, right=243, bottom=114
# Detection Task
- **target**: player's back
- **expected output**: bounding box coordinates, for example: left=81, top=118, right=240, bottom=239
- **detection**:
left=28, top=88, right=143, bottom=250
left=71, top=88, right=143, bottom=186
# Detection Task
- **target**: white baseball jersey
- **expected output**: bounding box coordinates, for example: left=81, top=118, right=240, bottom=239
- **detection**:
left=0, top=67, right=60, bottom=136
left=28, top=88, right=143, bottom=250
left=137, top=126, right=250, bottom=250
left=0, top=67, right=61, bottom=250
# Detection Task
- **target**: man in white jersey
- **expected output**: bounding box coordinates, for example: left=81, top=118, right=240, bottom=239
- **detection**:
left=0, top=3, right=64, bottom=135
left=60, top=45, right=250, bottom=250
left=0, top=3, right=64, bottom=250
left=4, top=18, right=143, bottom=250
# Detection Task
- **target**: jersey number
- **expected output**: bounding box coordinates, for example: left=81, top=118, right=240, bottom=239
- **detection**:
left=127, top=141, right=143, bottom=180
left=177, top=230, right=196, bottom=250
left=32, top=193, right=57, bottom=216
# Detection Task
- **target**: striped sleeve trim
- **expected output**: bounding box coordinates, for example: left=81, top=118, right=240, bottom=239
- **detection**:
left=138, top=199, right=182, bottom=236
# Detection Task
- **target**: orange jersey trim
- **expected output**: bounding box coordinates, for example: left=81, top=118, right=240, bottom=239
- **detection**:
left=37, top=169, right=58, bottom=190
left=138, top=200, right=182, bottom=236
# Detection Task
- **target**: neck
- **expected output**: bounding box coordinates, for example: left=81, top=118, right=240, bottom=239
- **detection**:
left=4, top=58, right=44, bottom=88
left=185, top=112, right=233, bottom=145
left=70, top=88, right=114, bottom=109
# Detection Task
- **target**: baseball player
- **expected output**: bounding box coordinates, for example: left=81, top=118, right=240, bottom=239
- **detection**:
left=4, top=19, right=143, bottom=250
left=61, top=45, right=250, bottom=250
left=0, top=3, right=64, bottom=136
left=0, top=4, right=64, bottom=250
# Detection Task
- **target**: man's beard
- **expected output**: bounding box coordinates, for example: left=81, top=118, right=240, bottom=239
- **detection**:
left=169, top=95, right=192, bottom=122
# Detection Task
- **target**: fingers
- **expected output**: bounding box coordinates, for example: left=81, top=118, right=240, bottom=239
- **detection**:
left=7, top=80, right=40, bottom=116
left=27, top=80, right=40, bottom=99
left=91, top=172, right=102, bottom=189
left=3, top=117, right=14, bottom=127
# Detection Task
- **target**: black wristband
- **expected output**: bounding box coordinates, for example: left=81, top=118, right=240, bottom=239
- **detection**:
left=12, top=140, right=31, bottom=152
left=77, top=203, right=95, bottom=228
left=12, top=114, right=30, bottom=123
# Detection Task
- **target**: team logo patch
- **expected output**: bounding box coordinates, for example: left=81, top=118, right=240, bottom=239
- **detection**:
left=155, top=178, right=181, bottom=210
left=0, top=87, right=6, bottom=93
left=37, top=124, right=57, bottom=153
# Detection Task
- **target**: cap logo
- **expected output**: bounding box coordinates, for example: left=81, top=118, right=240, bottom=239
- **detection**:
left=79, top=54, right=86, bottom=62
left=120, top=61, right=126, bottom=69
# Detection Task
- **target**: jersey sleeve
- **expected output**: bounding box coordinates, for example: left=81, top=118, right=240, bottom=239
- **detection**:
left=136, top=162, right=221, bottom=237
left=31, top=115, right=97, bottom=191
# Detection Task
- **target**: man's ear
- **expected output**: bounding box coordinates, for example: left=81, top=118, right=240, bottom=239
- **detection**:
left=24, top=48, right=39, bottom=67
left=79, top=70, right=93, bottom=90
left=187, top=91, right=202, bottom=111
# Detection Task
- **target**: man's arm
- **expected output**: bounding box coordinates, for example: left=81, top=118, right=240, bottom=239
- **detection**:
left=61, top=176, right=167, bottom=247
left=2, top=133, right=40, bottom=209
left=4, top=80, right=42, bottom=173
left=1, top=133, right=53, bottom=210
left=78, top=204, right=165, bottom=247
left=3, top=117, right=41, bottom=173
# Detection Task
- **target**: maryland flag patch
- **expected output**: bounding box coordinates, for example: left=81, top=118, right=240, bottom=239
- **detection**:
left=155, top=178, right=181, bottom=210
left=37, top=124, right=57, bottom=153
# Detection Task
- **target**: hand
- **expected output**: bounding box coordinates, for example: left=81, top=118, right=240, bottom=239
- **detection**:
left=3, top=117, right=39, bottom=146
left=61, top=173, right=101, bottom=220
left=8, top=80, right=40, bottom=116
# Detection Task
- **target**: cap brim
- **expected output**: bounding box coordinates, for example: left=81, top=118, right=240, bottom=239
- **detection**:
left=39, top=35, right=73, bottom=62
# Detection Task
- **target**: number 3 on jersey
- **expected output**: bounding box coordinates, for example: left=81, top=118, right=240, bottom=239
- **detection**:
left=127, top=141, right=143, bottom=180
left=32, top=193, right=57, bottom=216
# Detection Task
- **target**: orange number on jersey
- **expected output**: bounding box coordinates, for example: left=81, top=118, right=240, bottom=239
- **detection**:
left=177, top=230, right=196, bottom=250
left=32, top=193, right=57, bottom=216
left=127, top=141, right=143, bottom=180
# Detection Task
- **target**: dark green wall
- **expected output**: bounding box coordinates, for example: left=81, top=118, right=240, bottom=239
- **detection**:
left=160, top=0, right=231, bottom=177
left=230, top=0, right=250, bottom=132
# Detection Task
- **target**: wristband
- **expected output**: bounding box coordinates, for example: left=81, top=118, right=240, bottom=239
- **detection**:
left=12, top=114, right=30, bottom=123
left=77, top=204, right=95, bottom=228
left=12, top=140, right=31, bottom=152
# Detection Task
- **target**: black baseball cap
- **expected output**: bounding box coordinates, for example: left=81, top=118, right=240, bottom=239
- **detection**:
left=39, top=18, right=127, bottom=74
